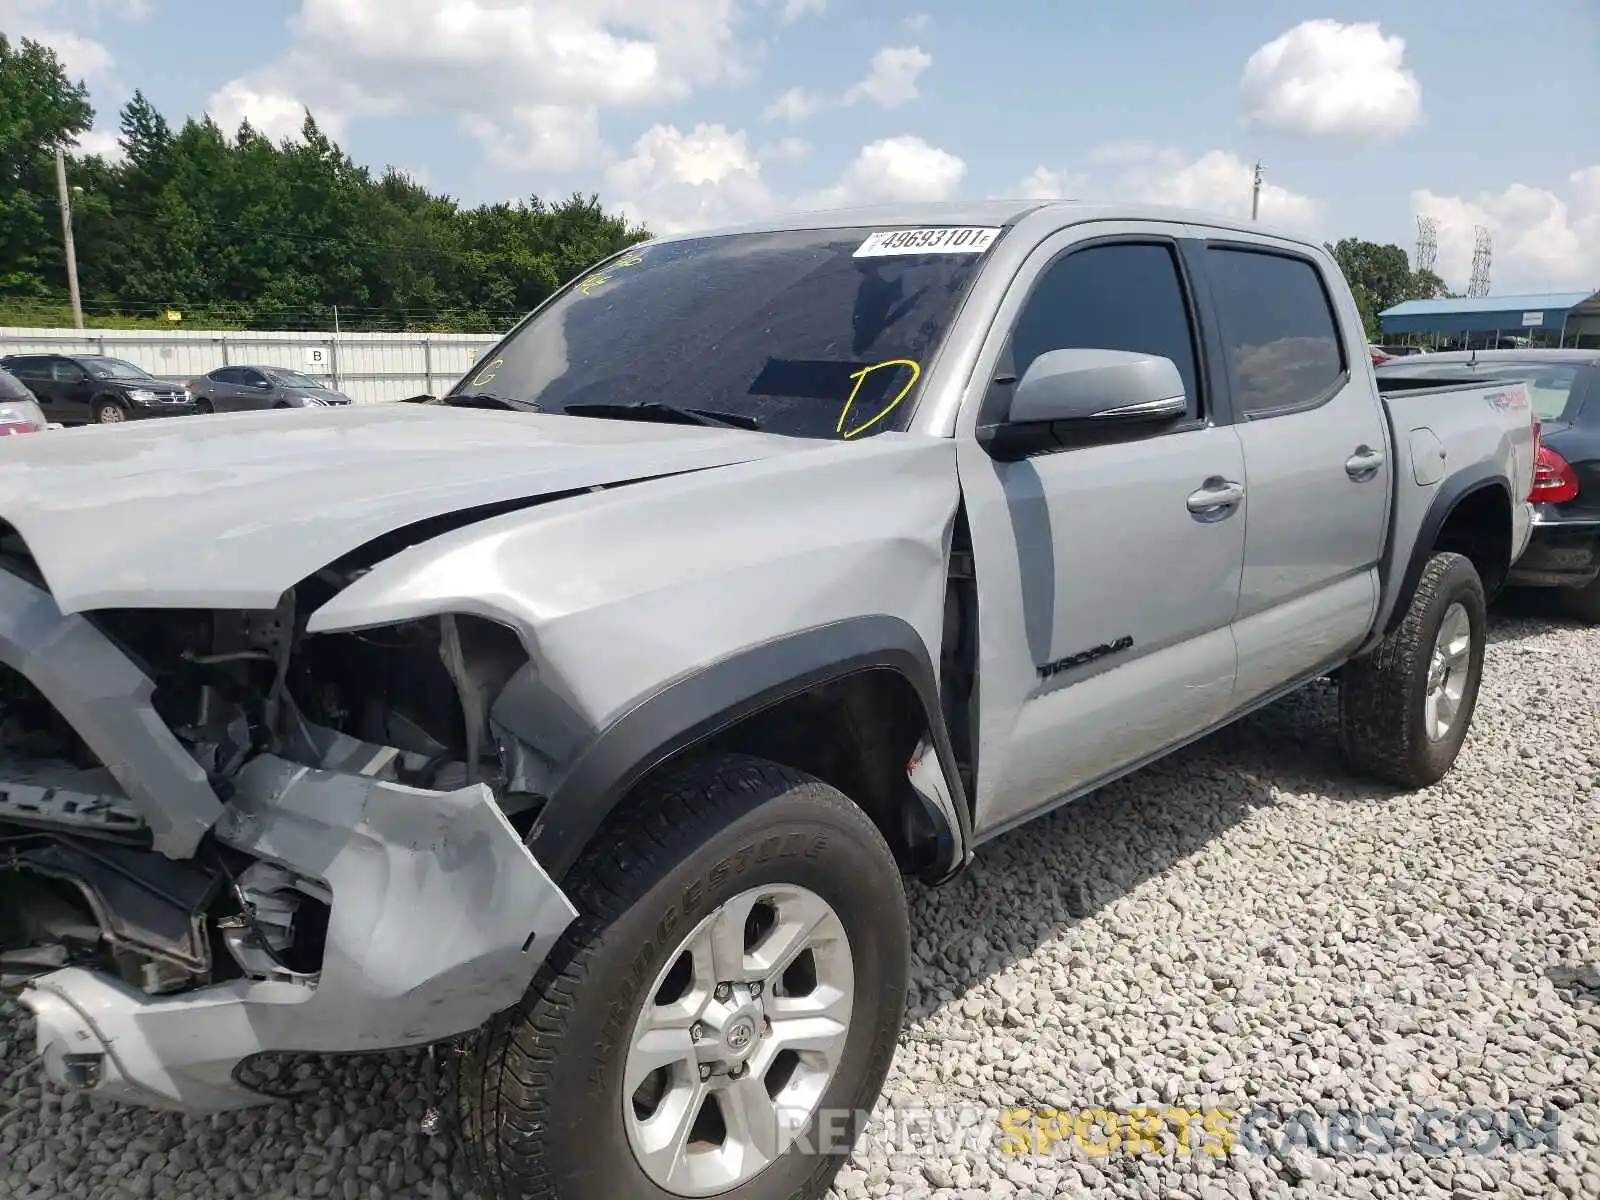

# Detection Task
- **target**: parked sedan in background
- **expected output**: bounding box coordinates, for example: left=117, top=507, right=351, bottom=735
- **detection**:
left=0, top=365, right=46, bottom=436
left=187, top=365, right=355, bottom=412
left=0, top=353, right=197, bottom=424
left=1376, top=349, right=1600, bottom=621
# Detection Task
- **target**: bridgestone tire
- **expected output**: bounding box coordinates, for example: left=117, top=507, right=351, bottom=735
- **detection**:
left=1559, top=576, right=1600, bottom=624
left=455, top=753, right=910, bottom=1200
left=1339, top=551, right=1487, bottom=788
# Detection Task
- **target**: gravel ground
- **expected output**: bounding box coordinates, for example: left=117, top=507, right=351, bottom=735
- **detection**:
left=2, top=602, right=1597, bottom=1200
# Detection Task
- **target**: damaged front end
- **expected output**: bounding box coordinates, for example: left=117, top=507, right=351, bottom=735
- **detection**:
left=0, top=541, right=576, bottom=1113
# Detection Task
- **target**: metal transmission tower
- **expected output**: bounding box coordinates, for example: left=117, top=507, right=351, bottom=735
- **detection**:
left=1467, top=226, right=1493, bottom=298
left=1250, top=162, right=1263, bottom=221
left=1414, top=215, right=1438, bottom=274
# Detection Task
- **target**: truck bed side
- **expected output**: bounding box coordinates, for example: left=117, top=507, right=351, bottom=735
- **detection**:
left=1364, top=378, right=1537, bottom=650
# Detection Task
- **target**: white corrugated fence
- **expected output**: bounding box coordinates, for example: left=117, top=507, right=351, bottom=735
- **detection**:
left=0, top=327, right=506, bottom=405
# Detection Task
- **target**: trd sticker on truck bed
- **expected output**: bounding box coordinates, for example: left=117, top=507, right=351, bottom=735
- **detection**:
left=1484, top=386, right=1529, bottom=412
left=854, top=227, right=1001, bottom=257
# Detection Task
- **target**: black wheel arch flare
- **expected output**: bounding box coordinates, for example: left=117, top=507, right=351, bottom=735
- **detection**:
left=522, top=615, right=973, bottom=886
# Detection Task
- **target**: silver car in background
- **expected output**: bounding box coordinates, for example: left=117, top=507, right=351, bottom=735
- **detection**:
left=187, top=365, right=355, bottom=413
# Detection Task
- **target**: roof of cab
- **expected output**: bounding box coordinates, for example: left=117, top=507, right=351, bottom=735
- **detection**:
left=642, top=200, right=1321, bottom=250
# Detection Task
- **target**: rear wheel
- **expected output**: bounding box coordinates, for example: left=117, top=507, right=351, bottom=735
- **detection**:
left=1339, top=551, right=1487, bottom=787
left=92, top=400, right=125, bottom=424
left=456, top=754, right=910, bottom=1200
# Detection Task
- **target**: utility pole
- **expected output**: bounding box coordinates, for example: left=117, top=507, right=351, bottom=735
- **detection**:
left=1250, top=162, right=1263, bottom=221
left=54, top=148, right=84, bottom=330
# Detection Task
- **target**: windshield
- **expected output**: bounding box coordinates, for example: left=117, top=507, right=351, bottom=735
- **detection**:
left=81, top=356, right=153, bottom=381
left=449, top=225, right=1000, bottom=439
left=0, top=368, right=31, bottom=401
left=268, top=369, right=323, bottom=389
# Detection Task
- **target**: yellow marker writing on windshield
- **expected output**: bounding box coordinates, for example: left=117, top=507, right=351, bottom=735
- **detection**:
left=578, top=252, right=645, bottom=296
left=837, top=359, right=921, bottom=439
left=472, top=357, right=504, bottom=388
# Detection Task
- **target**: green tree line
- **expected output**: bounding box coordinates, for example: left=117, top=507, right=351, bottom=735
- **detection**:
left=4, top=34, right=1449, bottom=337
left=0, top=34, right=647, bottom=332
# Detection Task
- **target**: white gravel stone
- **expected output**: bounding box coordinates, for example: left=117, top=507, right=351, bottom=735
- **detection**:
left=3, top=606, right=1598, bottom=1199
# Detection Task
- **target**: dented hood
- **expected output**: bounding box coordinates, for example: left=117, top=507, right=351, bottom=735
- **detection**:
left=0, top=404, right=798, bottom=614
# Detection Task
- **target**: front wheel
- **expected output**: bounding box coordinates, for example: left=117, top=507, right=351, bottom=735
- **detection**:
left=456, top=754, right=910, bottom=1200
left=93, top=400, right=126, bottom=424
left=1339, top=551, right=1487, bottom=787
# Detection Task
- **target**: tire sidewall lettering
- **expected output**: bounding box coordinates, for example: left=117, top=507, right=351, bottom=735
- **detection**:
left=588, top=827, right=836, bottom=1098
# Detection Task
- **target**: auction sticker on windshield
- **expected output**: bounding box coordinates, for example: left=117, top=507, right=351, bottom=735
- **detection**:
left=854, top=227, right=1001, bottom=257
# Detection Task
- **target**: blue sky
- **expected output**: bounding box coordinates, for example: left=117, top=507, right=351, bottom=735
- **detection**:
left=9, top=0, right=1599, bottom=293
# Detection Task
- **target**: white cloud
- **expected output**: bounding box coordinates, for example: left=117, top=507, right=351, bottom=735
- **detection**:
left=607, top=126, right=967, bottom=233
left=207, top=79, right=323, bottom=143
left=71, top=126, right=123, bottom=160
left=780, top=0, right=824, bottom=21
left=1568, top=165, right=1600, bottom=214
left=210, top=0, right=752, bottom=172
left=767, top=43, right=932, bottom=125
left=764, top=86, right=823, bottom=123
left=604, top=122, right=776, bottom=234
left=842, top=45, right=932, bottom=109
left=806, top=135, right=966, bottom=209
left=1241, top=19, right=1422, bottom=142
left=996, top=149, right=1322, bottom=234
left=1118, top=148, right=1324, bottom=235
left=461, top=106, right=609, bottom=173
left=1413, top=168, right=1600, bottom=293
left=0, top=0, right=117, bottom=78
left=904, top=12, right=931, bottom=35
left=1005, top=166, right=1083, bottom=200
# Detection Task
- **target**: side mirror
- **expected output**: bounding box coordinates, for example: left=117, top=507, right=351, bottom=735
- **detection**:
left=1010, top=348, right=1187, bottom=425
left=978, top=348, right=1188, bottom=460
left=253, top=379, right=272, bottom=389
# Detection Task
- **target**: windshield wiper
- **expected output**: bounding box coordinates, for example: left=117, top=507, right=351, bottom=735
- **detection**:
left=441, top=390, right=540, bottom=412
left=562, top=401, right=760, bottom=431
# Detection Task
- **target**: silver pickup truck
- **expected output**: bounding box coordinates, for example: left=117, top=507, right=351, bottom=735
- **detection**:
left=0, top=202, right=1536, bottom=1200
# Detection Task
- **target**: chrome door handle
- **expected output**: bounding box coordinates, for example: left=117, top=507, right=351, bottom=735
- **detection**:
left=1186, top=477, right=1245, bottom=520
left=1346, top=446, right=1385, bottom=481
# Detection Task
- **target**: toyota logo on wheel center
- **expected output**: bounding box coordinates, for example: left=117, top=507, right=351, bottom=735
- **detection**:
left=725, top=1018, right=756, bottom=1053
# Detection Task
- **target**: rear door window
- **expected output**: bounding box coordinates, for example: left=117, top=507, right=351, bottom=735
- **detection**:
left=1206, top=247, right=1348, bottom=418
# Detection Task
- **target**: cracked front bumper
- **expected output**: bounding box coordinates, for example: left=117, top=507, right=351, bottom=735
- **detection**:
left=1, top=565, right=578, bottom=1113
left=20, top=754, right=578, bottom=1112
